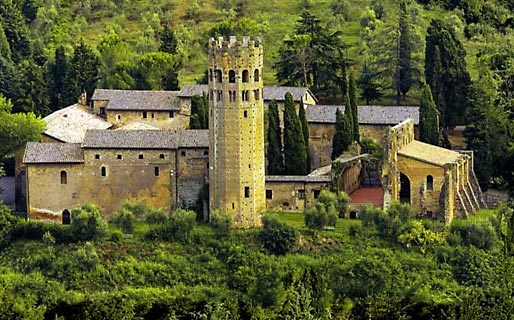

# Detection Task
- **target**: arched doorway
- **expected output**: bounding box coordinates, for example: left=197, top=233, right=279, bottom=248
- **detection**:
left=62, top=209, right=71, bottom=225
left=399, top=173, right=411, bottom=204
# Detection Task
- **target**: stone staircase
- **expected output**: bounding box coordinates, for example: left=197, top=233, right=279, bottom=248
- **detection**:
left=455, top=165, right=487, bottom=217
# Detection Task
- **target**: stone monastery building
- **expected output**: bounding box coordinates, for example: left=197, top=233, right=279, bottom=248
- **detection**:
left=21, top=36, right=484, bottom=227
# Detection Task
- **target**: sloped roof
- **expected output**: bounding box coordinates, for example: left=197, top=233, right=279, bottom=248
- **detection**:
left=306, top=105, right=419, bottom=125
left=307, top=105, right=345, bottom=123
left=179, top=130, right=209, bottom=148
left=398, top=140, right=463, bottom=167
left=24, top=142, right=84, bottom=164
left=359, top=105, right=419, bottom=125
left=43, top=104, right=112, bottom=143
left=178, top=84, right=316, bottom=102
left=82, top=130, right=179, bottom=149
left=92, top=89, right=181, bottom=111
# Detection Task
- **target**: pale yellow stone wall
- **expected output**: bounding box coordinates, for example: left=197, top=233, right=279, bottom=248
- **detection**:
left=26, top=149, right=176, bottom=222
left=265, top=181, right=327, bottom=211
left=105, top=110, right=188, bottom=130
left=208, top=37, right=265, bottom=228
left=308, top=123, right=335, bottom=169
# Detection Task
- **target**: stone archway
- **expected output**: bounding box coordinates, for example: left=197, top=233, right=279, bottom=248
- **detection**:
left=62, top=209, right=71, bottom=225
left=399, top=173, right=411, bottom=204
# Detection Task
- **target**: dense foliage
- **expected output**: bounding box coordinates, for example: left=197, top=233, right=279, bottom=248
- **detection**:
left=1, top=199, right=514, bottom=319
left=283, top=92, right=307, bottom=175
left=266, top=99, right=283, bottom=175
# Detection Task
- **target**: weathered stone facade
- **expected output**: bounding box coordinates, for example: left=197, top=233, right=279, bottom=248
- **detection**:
left=208, top=36, right=265, bottom=228
left=265, top=176, right=330, bottom=211
left=382, top=119, right=486, bottom=223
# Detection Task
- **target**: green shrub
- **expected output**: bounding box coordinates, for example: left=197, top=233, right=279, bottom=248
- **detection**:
left=109, top=208, right=135, bottom=234
left=110, top=230, right=123, bottom=243
left=119, top=201, right=148, bottom=219
left=0, top=202, right=19, bottom=248
left=70, top=203, right=107, bottom=242
left=259, top=216, right=298, bottom=255
left=146, top=209, right=196, bottom=243
left=145, top=207, right=168, bottom=224
left=209, top=209, right=231, bottom=236
left=305, top=190, right=340, bottom=229
left=450, top=220, right=497, bottom=250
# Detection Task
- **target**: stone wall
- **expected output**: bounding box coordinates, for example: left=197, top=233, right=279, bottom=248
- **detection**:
left=176, top=147, right=209, bottom=209
left=105, top=110, right=188, bottom=130
left=264, top=180, right=328, bottom=211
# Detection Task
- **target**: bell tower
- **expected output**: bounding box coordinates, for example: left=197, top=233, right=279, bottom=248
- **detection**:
left=208, top=36, right=265, bottom=228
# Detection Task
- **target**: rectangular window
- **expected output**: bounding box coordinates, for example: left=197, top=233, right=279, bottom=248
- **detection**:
left=142, top=111, right=147, bottom=118
left=95, top=154, right=100, bottom=159
left=139, top=154, right=144, bottom=159
left=154, top=167, right=160, bottom=177
left=101, top=167, right=106, bottom=177
left=313, top=190, right=321, bottom=199
left=99, top=107, right=105, bottom=115
left=245, top=187, right=250, bottom=198
left=117, top=154, right=122, bottom=160
left=181, top=151, right=186, bottom=157
left=298, top=189, right=306, bottom=199
left=254, top=89, right=260, bottom=100
left=266, top=189, right=273, bottom=199
left=169, top=111, right=174, bottom=118
left=151, top=112, right=155, bottom=119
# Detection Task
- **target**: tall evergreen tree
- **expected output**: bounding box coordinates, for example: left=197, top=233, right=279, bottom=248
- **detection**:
left=16, top=59, right=50, bottom=116
left=48, top=46, right=68, bottom=111
left=331, top=108, right=351, bottom=160
left=298, top=102, right=311, bottom=173
left=65, top=41, right=99, bottom=105
left=348, top=73, right=359, bottom=142
left=283, top=92, right=307, bottom=175
left=159, top=25, right=178, bottom=55
left=397, top=0, right=413, bottom=103
left=418, top=85, right=439, bottom=145
left=425, top=19, right=471, bottom=128
left=358, top=63, right=382, bottom=104
left=267, top=99, right=283, bottom=175
left=189, top=94, right=208, bottom=129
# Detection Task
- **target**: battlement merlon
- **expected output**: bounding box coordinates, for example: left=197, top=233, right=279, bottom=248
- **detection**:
left=208, top=36, right=263, bottom=56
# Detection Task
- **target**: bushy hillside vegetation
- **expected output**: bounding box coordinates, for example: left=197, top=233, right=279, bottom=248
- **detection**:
left=2, top=200, right=514, bottom=318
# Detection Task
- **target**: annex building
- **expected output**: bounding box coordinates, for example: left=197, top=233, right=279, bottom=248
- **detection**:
left=20, top=36, right=484, bottom=226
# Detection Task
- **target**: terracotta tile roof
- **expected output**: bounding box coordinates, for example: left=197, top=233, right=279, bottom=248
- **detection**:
left=178, top=84, right=316, bottom=102
left=92, top=89, right=180, bottom=111
left=43, top=104, right=112, bottom=143
left=349, top=188, right=384, bottom=206
left=82, top=130, right=179, bottom=149
left=265, top=175, right=331, bottom=183
left=398, top=140, right=463, bottom=166
left=306, top=105, right=419, bottom=125
left=179, top=130, right=209, bottom=148
left=24, top=142, right=84, bottom=164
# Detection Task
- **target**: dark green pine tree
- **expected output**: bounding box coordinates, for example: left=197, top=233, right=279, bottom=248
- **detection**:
left=189, top=94, right=208, bottom=129
left=397, top=0, right=413, bottom=103
left=298, top=102, right=311, bottom=173
left=358, top=63, right=382, bottom=105
left=348, top=73, right=359, bottom=142
left=159, top=25, right=178, bottom=55
left=64, top=41, right=99, bottom=106
left=48, top=46, right=68, bottom=111
left=331, top=108, right=351, bottom=160
left=418, top=85, right=439, bottom=145
left=162, top=60, right=180, bottom=90
left=267, top=99, right=283, bottom=175
left=16, top=59, right=50, bottom=116
left=283, top=92, right=307, bottom=175
left=425, top=19, right=471, bottom=128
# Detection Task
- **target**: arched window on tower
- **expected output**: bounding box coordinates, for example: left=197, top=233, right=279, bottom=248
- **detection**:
left=242, top=70, right=249, bottom=83
left=229, top=70, right=236, bottom=83
left=209, top=69, right=213, bottom=82
left=427, top=175, right=434, bottom=190
left=60, top=170, right=67, bottom=184
left=254, top=69, right=260, bottom=82
left=215, top=69, right=222, bottom=83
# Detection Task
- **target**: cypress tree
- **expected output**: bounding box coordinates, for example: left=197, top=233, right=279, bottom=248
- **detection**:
left=283, top=92, right=307, bottom=175
left=331, top=108, right=351, bottom=160
left=348, top=73, right=359, bottom=142
left=298, top=102, right=311, bottom=173
left=159, top=25, right=178, bottom=55
left=189, top=94, right=208, bottom=129
left=419, top=85, right=439, bottom=145
left=65, top=41, right=99, bottom=105
left=48, top=46, right=68, bottom=111
left=425, top=19, right=470, bottom=128
left=397, top=0, right=413, bottom=102
left=267, top=99, right=283, bottom=175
